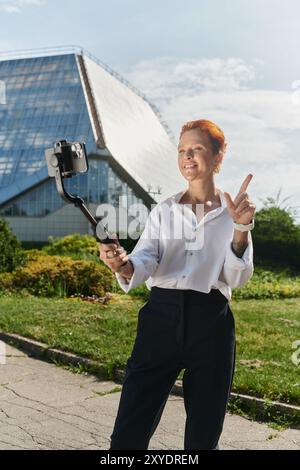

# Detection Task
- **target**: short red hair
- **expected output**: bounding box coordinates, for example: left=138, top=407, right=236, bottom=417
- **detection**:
left=179, top=119, right=227, bottom=155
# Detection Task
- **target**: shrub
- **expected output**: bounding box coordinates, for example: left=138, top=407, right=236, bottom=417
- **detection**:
left=43, top=233, right=98, bottom=261
left=111, top=266, right=300, bottom=301
left=0, top=252, right=114, bottom=297
left=232, top=268, right=300, bottom=300
left=0, top=218, right=26, bottom=273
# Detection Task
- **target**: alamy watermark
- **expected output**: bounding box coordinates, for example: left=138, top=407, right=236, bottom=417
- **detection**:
left=95, top=196, right=207, bottom=251
left=291, top=80, right=300, bottom=106
left=291, top=340, right=300, bottom=366
left=0, top=80, right=6, bottom=105
left=0, top=340, right=6, bottom=365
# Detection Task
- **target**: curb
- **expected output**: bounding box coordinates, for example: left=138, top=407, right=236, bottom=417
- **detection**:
left=0, top=331, right=109, bottom=380
left=1, top=331, right=300, bottom=425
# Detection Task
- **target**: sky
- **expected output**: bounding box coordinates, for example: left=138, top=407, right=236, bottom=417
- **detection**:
left=0, top=0, right=300, bottom=221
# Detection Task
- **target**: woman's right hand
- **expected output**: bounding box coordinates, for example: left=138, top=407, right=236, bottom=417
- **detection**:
left=98, top=235, right=134, bottom=279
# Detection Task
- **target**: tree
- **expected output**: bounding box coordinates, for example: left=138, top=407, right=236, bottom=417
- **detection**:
left=253, top=189, right=300, bottom=273
left=257, top=187, right=300, bottom=224
left=0, top=218, right=26, bottom=273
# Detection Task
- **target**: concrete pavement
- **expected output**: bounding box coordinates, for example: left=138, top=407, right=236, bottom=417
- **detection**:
left=0, top=342, right=299, bottom=450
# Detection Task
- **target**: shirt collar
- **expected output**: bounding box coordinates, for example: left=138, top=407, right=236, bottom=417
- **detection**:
left=171, top=188, right=227, bottom=209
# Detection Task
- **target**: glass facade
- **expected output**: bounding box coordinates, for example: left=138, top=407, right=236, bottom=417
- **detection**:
left=0, top=159, right=142, bottom=217
left=0, top=53, right=143, bottom=223
left=0, top=54, right=95, bottom=186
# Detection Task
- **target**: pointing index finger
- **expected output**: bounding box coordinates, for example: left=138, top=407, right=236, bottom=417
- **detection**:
left=238, top=174, right=253, bottom=195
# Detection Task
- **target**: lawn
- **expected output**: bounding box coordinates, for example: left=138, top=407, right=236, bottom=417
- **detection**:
left=0, top=292, right=299, bottom=406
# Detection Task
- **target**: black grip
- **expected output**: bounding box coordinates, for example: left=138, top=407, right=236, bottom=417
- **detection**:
left=97, top=235, right=117, bottom=244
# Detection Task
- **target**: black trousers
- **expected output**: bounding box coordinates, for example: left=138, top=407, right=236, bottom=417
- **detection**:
left=109, top=286, right=236, bottom=450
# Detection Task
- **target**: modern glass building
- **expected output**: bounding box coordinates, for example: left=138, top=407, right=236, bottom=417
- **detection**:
left=0, top=46, right=183, bottom=242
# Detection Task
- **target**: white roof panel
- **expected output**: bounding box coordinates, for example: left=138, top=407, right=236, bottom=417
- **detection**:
left=83, top=55, right=184, bottom=202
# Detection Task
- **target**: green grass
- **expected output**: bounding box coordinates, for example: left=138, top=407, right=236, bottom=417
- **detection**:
left=0, top=292, right=299, bottom=406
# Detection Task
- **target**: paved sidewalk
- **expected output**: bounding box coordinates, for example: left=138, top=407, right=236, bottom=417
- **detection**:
left=0, top=342, right=299, bottom=450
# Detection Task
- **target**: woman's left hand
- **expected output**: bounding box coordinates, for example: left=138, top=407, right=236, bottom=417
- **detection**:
left=223, top=174, right=256, bottom=225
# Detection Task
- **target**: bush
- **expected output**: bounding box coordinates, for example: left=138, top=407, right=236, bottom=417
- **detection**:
left=231, top=267, right=300, bottom=300
left=0, top=218, right=26, bottom=273
left=43, top=233, right=98, bottom=261
left=111, top=266, right=300, bottom=301
left=0, top=251, right=114, bottom=297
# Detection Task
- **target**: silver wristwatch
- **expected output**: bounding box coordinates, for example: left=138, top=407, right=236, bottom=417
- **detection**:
left=233, top=218, right=255, bottom=232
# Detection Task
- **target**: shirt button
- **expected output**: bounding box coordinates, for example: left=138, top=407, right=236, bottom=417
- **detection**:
left=190, top=252, right=193, bottom=255
left=182, top=275, right=186, bottom=278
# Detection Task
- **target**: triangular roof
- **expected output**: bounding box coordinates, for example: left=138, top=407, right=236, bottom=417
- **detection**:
left=82, top=54, right=183, bottom=203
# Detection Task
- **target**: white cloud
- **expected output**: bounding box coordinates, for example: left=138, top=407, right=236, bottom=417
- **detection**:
left=119, top=57, right=300, bottom=221
left=18, top=0, right=43, bottom=3
left=0, top=3, right=20, bottom=12
left=122, top=57, right=257, bottom=107
left=0, top=0, right=43, bottom=13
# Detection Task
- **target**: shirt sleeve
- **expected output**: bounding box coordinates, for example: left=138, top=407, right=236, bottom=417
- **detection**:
left=220, top=229, right=254, bottom=289
left=115, top=204, right=160, bottom=293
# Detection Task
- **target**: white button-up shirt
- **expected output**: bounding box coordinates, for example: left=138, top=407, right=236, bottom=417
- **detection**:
left=115, top=187, right=254, bottom=301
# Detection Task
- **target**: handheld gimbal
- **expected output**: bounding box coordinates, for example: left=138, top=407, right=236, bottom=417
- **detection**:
left=45, top=140, right=116, bottom=245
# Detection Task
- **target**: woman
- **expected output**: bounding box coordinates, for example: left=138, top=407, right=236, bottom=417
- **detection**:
left=98, top=119, right=256, bottom=450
